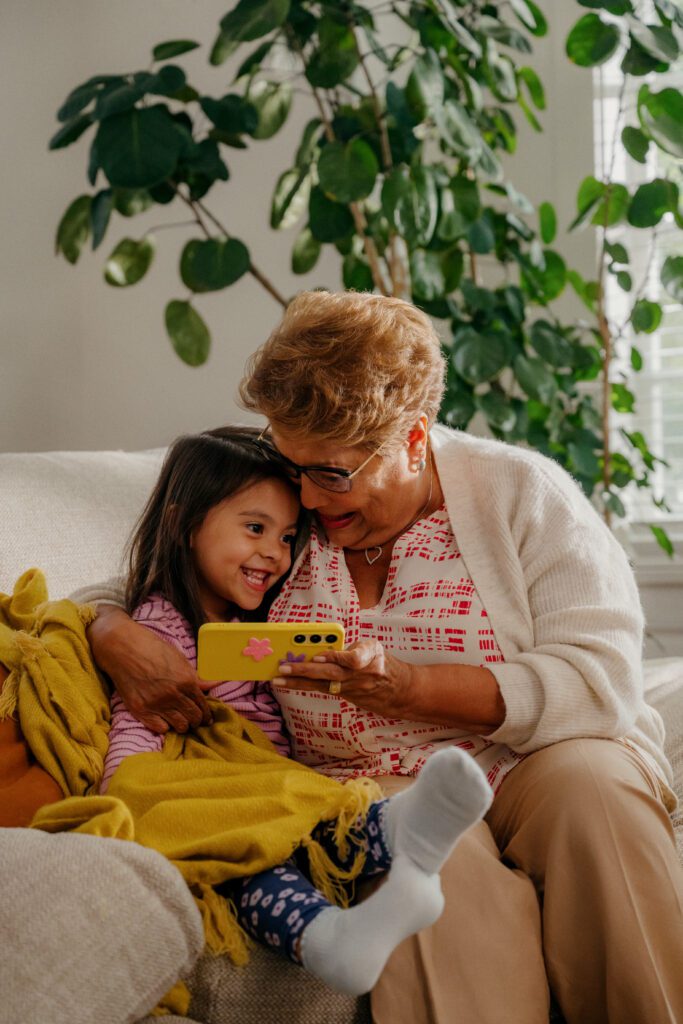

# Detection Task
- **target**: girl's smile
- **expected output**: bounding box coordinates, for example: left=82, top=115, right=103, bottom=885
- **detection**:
left=190, top=477, right=299, bottom=620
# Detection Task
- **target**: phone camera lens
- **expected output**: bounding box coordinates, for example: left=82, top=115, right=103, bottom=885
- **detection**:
left=293, top=635, right=306, bottom=644
left=310, top=634, right=322, bottom=644
left=325, top=634, right=337, bottom=644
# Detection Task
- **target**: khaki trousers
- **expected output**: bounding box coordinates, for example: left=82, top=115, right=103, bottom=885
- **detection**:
left=370, top=738, right=683, bottom=1024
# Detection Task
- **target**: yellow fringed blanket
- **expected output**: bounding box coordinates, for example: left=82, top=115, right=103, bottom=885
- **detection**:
left=1, top=570, right=381, bottom=966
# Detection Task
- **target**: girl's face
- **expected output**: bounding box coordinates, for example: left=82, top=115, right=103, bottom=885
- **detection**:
left=190, top=478, right=299, bottom=620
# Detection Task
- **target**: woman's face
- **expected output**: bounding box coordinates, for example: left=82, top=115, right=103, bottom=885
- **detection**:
left=269, top=427, right=428, bottom=552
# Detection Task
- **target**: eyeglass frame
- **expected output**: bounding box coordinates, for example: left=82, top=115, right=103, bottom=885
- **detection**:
left=256, top=428, right=384, bottom=493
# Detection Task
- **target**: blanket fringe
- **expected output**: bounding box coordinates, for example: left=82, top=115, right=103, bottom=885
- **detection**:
left=193, top=883, right=251, bottom=965
left=0, top=667, right=20, bottom=720
left=150, top=979, right=192, bottom=1017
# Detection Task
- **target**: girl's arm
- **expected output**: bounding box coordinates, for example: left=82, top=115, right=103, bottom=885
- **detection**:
left=100, top=695, right=164, bottom=792
left=88, top=605, right=214, bottom=733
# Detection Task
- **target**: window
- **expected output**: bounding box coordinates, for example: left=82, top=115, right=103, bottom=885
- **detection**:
left=594, top=52, right=683, bottom=546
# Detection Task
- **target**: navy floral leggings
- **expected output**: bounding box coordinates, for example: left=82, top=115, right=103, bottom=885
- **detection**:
left=226, top=799, right=392, bottom=963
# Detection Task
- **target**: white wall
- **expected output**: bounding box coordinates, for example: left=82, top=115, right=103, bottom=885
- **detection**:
left=1, top=0, right=595, bottom=453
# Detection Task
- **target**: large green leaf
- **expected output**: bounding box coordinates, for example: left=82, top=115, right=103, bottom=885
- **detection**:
left=153, top=40, right=200, bottom=61
left=113, top=188, right=155, bottom=216
left=539, top=201, right=557, bottom=243
left=317, top=139, right=378, bottom=204
left=517, top=66, right=545, bottom=109
left=484, top=41, right=519, bottom=102
left=570, top=175, right=605, bottom=229
left=452, top=328, right=510, bottom=384
left=477, top=390, right=518, bottom=432
left=55, top=195, right=91, bottom=264
left=566, top=14, right=622, bottom=66
left=90, top=189, right=112, bottom=250
left=630, top=299, right=662, bottom=334
left=104, top=237, right=155, bottom=286
left=295, top=119, right=322, bottom=169
left=271, top=168, right=310, bottom=229
left=577, top=0, right=633, bottom=13
left=306, top=17, right=359, bottom=88
left=521, top=250, right=567, bottom=301
left=509, top=0, right=548, bottom=36
left=479, top=15, right=532, bottom=52
left=308, top=186, right=354, bottom=242
left=291, top=228, right=321, bottom=274
left=180, top=238, right=250, bottom=292
left=628, top=178, right=679, bottom=227
left=411, top=249, right=445, bottom=301
left=514, top=354, right=557, bottom=403
left=200, top=95, right=258, bottom=135
left=249, top=80, right=292, bottom=139
left=219, top=0, right=290, bottom=44
left=57, top=75, right=120, bottom=122
left=590, top=183, right=630, bottom=226
left=381, top=166, right=438, bottom=247
left=95, top=106, right=183, bottom=188
left=343, top=254, right=374, bottom=292
left=627, top=20, right=678, bottom=62
left=165, top=301, right=211, bottom=366
left=529, top=320, right=573, bottom=366
left=49, top=113, right=94, bottom=150
left=435, top=101, right=483, bottom=162
left=406, top=50, right=444, bottom=117
left=661, top=255, right=683, bottom=302
left=621, top=125, right=650, bottom=163
left=638, top=85, right=683, bottom=158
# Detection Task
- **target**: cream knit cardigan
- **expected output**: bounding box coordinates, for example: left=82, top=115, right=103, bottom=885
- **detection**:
left=78, top=424, right=674, bottom=809
left=431, top=424, right=674, bottom=807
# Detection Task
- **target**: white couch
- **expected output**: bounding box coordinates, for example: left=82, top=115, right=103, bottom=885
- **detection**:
left=1, top=448, right=681, bottom=1024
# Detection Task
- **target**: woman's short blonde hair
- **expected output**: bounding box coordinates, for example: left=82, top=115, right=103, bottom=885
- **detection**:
left=239, top=291, right=446, bottom=451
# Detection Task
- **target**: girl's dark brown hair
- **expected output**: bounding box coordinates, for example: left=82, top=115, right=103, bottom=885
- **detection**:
left=125, top=425, right=302, bottom=635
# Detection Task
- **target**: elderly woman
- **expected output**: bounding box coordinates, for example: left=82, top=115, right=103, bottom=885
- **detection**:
left=89, top=291, right=682, bottom=1024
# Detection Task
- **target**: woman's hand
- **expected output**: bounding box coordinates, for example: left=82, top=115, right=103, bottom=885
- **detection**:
left=273, top=638, right=506, bottom=732
left=88, top=606, right=215, bottom=733
left=272, top=639, right=415, bottom=719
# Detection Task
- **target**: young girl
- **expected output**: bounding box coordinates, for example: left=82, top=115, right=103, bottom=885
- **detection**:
left=101, top=426, right=492, bottom=995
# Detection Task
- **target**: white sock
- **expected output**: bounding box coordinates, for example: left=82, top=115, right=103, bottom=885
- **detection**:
left=300, top=748, right=492, bottom=995
left=383, top=746, right=493, bottom=875
left=300, top=854, right=443, bottom=995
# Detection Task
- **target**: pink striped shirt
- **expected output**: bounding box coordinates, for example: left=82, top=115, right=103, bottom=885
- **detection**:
left=100, top=595, right=290, bottom=792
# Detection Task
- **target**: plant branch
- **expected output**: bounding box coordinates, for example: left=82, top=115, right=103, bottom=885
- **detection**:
left=195, top=199, right=288, bottom=307
left=288, top=28, right=391, bottom=296
left=354, top=27, right=410, bottom=298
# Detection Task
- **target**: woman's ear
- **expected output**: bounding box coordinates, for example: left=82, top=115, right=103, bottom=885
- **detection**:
left=406, top=414, right=430, bottom=471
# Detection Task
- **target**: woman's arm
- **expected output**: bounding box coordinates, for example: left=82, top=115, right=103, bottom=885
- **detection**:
left=88, top=605, right=213, bottom=733
left=272, top=640, right=505, bottom=734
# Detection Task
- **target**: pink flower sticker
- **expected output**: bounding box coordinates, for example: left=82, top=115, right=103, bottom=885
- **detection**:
left=242, top=637, right=274, bottom=662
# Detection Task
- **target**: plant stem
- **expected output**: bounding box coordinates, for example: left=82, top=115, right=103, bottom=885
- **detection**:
left=289, top=28, right=391, bottom=296
left=355, top=33, right=410, bottom=298
left=194, top=199, right=288, bottom=308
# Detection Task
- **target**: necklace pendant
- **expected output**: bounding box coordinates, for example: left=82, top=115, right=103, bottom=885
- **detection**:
left=364, top=545, right=383, bottom=566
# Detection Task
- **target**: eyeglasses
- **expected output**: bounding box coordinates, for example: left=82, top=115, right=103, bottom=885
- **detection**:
left=256, top=429, right=384, bottom=494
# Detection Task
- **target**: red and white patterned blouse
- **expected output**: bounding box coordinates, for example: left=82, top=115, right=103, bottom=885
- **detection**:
left=269, top=505, right=524, bottom=793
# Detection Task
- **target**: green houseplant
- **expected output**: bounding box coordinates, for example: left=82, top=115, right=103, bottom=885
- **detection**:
left=50, top=0, right=682, bottom=552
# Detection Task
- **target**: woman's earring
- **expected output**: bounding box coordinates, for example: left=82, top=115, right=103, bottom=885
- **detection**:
left=418, top=454, right=427, bottom=472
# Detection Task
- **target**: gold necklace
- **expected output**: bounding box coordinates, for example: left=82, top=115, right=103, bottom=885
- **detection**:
left=363, top=456, right=434, bottom=567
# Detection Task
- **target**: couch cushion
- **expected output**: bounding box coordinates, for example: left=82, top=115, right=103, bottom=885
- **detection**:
left=0, top=828, right=203, bottom=1024
left=0, top=449, right=163, bottom=599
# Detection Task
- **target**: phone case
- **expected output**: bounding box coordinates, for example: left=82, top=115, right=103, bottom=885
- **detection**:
left=197, top=622, right=345, bottom=682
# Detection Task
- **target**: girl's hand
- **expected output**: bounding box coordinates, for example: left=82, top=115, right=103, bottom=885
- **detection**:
left=88, top=606, right=214, bottom=733
left=272, top=638, right=415, bottom=720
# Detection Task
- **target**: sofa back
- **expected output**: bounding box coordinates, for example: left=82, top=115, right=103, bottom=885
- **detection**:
left=0, top=449, right=165, bottom=599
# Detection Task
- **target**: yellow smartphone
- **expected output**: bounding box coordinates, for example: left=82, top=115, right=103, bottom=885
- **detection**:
left=197, top=622, right=345, bottom=682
